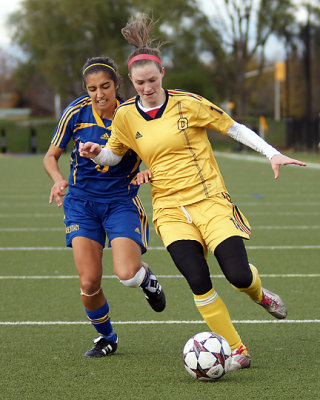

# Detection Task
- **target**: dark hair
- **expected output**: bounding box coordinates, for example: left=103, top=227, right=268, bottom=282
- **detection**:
left=121, top=14, right=163, bottom=73
left=82, top=56, right=121, bottom=97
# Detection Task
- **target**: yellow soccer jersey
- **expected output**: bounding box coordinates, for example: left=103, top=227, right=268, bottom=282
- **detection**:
left=107, top=89, right=235, bottom=209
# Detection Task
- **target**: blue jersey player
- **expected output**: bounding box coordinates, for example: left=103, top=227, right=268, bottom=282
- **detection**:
left=43, top=57, right=166, bottom=357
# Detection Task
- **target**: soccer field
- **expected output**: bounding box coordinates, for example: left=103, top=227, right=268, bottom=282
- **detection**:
left=0, top=152, right=319, bottom=399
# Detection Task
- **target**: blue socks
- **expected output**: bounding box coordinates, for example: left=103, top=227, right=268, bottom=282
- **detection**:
left=85, top=301, right=117, bottom=342
left=140, top=267, right=151, bottom=289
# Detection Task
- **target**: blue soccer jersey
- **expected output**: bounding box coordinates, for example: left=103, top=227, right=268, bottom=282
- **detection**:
left=51, top=95, right=140, bottom=202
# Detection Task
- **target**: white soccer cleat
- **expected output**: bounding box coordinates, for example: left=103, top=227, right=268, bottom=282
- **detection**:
left=257, top=288, right=287, bottom=319
left=228, top=345, right=251, bottom=371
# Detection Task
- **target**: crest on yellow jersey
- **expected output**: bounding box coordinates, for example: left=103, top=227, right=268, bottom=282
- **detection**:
left=177, top=117, right=188, bottom=131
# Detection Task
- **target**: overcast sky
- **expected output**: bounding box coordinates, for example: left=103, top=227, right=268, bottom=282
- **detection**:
left=0, top=0, right=22, bottom=47
left=0, top=0, right=316, bottom=59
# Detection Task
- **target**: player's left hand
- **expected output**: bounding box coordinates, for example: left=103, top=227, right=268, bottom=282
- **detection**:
left=270, top=154, right=307, bottom=179
left=133, top=169, right=152, bottom=185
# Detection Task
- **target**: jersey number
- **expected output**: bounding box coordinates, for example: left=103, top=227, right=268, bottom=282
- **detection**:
left=95, top=165, right=110, bottom=173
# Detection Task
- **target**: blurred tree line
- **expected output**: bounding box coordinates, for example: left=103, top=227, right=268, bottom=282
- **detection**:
left=3, top=0, right=320, bottom=120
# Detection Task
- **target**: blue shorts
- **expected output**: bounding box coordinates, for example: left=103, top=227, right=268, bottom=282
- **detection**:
left=63, top=194, right=149, bottom=253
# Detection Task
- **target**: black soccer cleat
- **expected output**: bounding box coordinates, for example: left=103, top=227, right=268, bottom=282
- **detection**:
left=84, top=335, right=118, bottom=358
left=142, top=271, right=166, bottom=312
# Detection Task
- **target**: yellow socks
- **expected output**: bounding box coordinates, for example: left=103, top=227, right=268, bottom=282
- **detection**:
left=194, top=288, right=243, bottom=350
left=236, top=264, right=263, bottom=302
left=193, top=265, right=263, bottom=351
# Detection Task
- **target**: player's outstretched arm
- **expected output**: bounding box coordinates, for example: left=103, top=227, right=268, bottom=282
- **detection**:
left=227, top=122, right=307, bottom=179
left=270, top=154, right=307, bottom=179
left=79, top=141, right=123, bottom=166
left=79, top=141, right=102, bottom=158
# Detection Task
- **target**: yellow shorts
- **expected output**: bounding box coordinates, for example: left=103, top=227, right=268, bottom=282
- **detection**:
left=153, top=192, right=251, bottom=255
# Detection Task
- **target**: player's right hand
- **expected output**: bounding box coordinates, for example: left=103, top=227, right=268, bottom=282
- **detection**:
left=49, top=179, right=68, bottom=207
left=79, top=141, right=102, bottom=158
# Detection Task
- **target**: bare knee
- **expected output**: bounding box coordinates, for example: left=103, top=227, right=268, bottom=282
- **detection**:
left=79, top=274, right=102, bottom=295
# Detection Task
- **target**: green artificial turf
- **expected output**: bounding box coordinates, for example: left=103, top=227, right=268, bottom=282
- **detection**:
left=0, top=153, right=319, bottom=400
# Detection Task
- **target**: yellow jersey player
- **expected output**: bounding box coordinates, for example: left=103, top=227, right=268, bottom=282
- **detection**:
left=80, top=16, right=306, bottom=370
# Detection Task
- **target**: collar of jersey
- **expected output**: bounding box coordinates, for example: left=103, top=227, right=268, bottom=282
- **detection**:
left=91, top=99, right=121, bottom=127
left=135, top=90, right=169, bottom=121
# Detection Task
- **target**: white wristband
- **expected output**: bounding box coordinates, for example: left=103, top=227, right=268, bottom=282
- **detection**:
left=92, top=147, right=123, bottom=166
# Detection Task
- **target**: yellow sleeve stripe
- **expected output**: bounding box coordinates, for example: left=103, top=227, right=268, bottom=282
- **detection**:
left=53, top=99, right=88, bottom=142
left=123, top=96, right=136, bottom=104
left=168, top=89, right=203, bottom=101
left=113, top=98, right=135, bottom=118
left=51, top=98, right=91, bottom=147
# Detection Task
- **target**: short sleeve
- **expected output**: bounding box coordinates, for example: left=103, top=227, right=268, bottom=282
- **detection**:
left=107, top=123, right=130, bottom=156
left=196, top=100, right=234, bottom=134
left=51, top=105, right=76, bottom=148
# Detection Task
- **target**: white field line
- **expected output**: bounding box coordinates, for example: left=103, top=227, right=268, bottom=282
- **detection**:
left=236, top=202, right=319, bottom=206
left=0, top=201, right=318, bottom=208
left=0, top=193, right=314, bottom=200
left=0, top=204, right=53, bottom=207
left=247, top=212, right=320, bottom=215
left=0, top=195, right=49, bottom=199
left=1, top=225, right=319, bottom=232
left=0, top=214, right=62, bottom=218
left=215, top=151, right=320, bottom=169
left=1, top=192, right=313, bottom=199
left=0, top=245, right=319, bottom=251
left=1, top=211, right=320, bottom=218
left=0, top=319, right=319, bottom=326
left=0, top=228, right=65, bottom=231
left=0, top=274, right=319, bottom=280
left=252, top=226, right=320, bottom=230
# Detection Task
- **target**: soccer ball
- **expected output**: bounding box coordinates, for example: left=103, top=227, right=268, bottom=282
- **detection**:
left=183, top=332, right=232, bottom=381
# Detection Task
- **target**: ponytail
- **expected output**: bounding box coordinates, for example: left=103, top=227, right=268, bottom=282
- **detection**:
left=121, top=14, right=163, bottom=72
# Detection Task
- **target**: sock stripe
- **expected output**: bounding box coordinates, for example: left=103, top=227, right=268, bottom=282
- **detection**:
left=87, top=312, right=110, bottom=325
left=194, top=290, right=219, bottom=307
left=85, top=302, right=114, bottom=338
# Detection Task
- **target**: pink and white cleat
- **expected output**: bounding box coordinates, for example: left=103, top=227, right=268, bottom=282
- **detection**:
left=228, top=345, right=251, bottom=371
left=257, top=288, right=287, bottom=319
